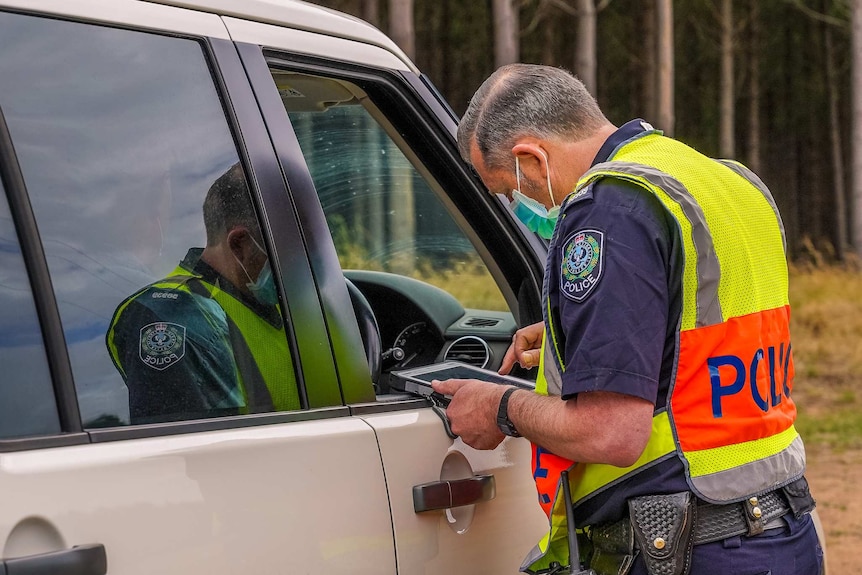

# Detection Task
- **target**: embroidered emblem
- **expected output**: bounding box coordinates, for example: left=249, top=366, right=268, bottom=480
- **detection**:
left=140, top=322, right=186, bottom=370
left=560, top=229, right=604, bottom=302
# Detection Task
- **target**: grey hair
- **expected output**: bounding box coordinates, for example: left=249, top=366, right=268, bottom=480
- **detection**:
left=457, top=64, right=608, bottom=170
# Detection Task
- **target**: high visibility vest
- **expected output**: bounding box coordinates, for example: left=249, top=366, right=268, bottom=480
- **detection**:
left=108, top=264, right=299, bottom=412
left=522, top=131, right=804, bottom=573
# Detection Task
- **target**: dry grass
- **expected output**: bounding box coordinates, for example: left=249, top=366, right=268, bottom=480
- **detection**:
left=789, top=264, right=862, bottom=449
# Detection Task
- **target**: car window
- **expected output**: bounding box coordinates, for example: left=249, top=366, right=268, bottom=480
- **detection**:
left=0, top=178, right=60, bottom=439
left=274, top=71, right=507, bottom=313
left=0, top=11, right=300, bottom=427
left=266, top=69, right=520, bottom=382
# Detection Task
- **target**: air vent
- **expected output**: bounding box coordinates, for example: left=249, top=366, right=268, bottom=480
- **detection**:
left=462, top=317, right=501, bottom=328
left=444, top=336, right=491, bottom=368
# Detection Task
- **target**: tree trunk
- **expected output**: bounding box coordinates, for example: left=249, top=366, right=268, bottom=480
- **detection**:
left=493, top=0, right=519, bottom=67
left=389, top=0, right=415, bottom=59
left=746, top=0, right=761, bottom=173
left=719, top=0, right=735, bottom=158
left=362, top=0, right=379, bottom=27
left=542, top=7, right=557, bottom=66
left=656, top=0, right=674, bottom=135
left=575, top=0, right=597, bottom=95
left=853, top=0, right=862, bottom=256
left=642, top=0, right=657, bottom=121
left=827, top=22, right=848, bottom=259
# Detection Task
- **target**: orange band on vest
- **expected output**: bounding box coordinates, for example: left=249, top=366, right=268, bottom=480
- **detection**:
left=532, top=443, right=575, bottom=518
left=673, top=305, right=796, bottom=452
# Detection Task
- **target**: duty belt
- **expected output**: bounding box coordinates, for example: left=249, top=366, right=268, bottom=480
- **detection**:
left=592, top=489, right=791, bottom=549
left=693, top=490, right=789, bottom=544
left=585, top=490, right=792, bottom=575
left=585, top=480, right=814, bottom=575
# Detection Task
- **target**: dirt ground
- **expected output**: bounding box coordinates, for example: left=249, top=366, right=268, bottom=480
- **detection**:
left=805, top=447, right=862, bottom=574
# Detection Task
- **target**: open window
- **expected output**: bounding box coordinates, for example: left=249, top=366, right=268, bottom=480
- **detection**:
left=267, top=67, right=535, bottom=393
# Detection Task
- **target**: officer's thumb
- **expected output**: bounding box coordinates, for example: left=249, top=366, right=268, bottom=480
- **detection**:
left=520, top=349, right=541, bottom=369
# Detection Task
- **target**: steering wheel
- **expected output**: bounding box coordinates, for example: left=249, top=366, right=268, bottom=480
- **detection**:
left=345, top=278, right=382, bottom=385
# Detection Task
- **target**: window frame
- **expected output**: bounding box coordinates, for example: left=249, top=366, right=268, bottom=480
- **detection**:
left=239, top=44, right=547, bottom=409
left=0, top=11, right=346, bottom=450
left=0, top=103, right=87, bottom=450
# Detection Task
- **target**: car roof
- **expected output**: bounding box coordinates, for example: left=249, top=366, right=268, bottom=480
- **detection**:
left=144, top=0, right=416, bottom=70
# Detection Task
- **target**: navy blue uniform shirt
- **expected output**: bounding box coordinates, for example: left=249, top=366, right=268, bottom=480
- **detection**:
left=546, top=119, right=689, bottom=526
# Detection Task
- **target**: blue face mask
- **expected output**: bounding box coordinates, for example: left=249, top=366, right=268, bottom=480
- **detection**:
left=248, top=261, right=278, bottom=306
left=509, top=154, right=559, bottom=240
left=236, top=236, right=279, bottom=306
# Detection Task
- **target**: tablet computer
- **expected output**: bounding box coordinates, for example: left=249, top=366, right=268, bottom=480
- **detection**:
left=390, top=360, right=534, bottom=405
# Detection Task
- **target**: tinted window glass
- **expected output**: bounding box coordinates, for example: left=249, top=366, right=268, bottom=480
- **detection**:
left=0, top=12, right=299, bottom=426
left=0, top=178, right=59, bottom=438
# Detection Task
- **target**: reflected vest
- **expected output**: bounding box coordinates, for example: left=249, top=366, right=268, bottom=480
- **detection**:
left=521, top=131, right=805, bottom=573
left=110, top=264, right=299, bottom=412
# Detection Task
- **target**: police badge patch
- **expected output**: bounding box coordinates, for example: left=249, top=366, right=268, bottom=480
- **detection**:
left=139, top=322, right=186, bottom=370
left=560, top=229, right=604, bottom=302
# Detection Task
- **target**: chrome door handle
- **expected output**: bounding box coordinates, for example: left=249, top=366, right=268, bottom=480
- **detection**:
left=412, top=474, right=496, bottom=513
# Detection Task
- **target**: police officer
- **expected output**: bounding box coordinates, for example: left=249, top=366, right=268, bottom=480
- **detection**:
left=107, top=163, right=298, bottom=424
left=432, top=64, right=822, bottom=575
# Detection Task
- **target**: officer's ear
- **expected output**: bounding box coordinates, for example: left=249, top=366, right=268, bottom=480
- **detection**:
left=226, top=227, right=253, bottom=260
left=511, top=141, right=550, bottom=181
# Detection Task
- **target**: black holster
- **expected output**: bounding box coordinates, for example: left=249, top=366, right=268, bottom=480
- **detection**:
left=588, top=518, right=637, bottom=575
left=627, top=492, right=696, bottom=575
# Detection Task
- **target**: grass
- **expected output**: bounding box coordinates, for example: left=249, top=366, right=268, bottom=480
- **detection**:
left=789, top=264, right=862, bottom=449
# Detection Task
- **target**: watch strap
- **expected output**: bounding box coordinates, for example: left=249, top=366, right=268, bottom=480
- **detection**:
left=496, top=387, right=521, bottom=437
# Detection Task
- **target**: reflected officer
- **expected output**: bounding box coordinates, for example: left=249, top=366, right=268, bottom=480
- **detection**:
left=106, top=163, right=298, bottom=424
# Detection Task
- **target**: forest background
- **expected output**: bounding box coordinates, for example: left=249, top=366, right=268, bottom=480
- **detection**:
left=306, top=0, right=861, bottom=571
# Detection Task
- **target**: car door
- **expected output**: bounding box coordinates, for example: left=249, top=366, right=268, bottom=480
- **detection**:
left=227, top=21, right=550, bottom=574
left=0, top=3, right=397, bottom=573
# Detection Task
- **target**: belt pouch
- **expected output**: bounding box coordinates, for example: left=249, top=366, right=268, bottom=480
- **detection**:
left=588, top=518, right=635, bottom=575
left=627, top=492, right=696, bottom=575
left=781, top=476, right=816, bottom=518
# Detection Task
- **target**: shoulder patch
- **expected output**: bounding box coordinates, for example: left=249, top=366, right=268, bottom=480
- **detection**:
left=560, top=229, right=604, bottom=302
left=140, top=322, right=186, bottom=370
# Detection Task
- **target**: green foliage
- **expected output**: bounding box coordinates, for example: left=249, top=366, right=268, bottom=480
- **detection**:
left=331, top=218, right=509, bottom=311
left=796, top=408, right=862, bottom=450
left=408, top=259, right=509, bottom=311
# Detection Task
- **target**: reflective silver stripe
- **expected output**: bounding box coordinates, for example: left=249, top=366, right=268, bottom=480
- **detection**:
left=689, top=436, right=806, bottom=501
left=581, top=161, right=723, bottom=327
left=715, top=159, right=787, bottom=253
left=542, top=342, right=564, bottom=396
left=519, top=543, right=546, bottom=573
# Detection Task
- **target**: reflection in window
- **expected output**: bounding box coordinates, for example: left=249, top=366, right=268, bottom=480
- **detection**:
left=0, top=179, right=60, bottom=438
left=275, top=72, right=507, bottom=312
left=0, top=12, right=298, bottom=426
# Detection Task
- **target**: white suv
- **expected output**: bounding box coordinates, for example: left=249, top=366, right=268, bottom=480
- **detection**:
left=0, top=1, right=550, bottom=573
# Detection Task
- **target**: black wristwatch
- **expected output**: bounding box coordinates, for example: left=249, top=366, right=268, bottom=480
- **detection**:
left=496, top=387, right=521, bottom=437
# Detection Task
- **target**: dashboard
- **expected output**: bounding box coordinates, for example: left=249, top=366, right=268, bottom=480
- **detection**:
left=343, top=270, right=522, bottom=390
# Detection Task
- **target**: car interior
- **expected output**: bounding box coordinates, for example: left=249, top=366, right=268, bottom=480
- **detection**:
left=270, top=69, right=531, bottom=394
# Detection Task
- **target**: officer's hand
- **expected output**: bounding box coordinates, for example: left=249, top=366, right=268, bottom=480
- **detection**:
left=432, top=378, right=506, bottom=450
left=499, top=321, right=545, bottom=375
